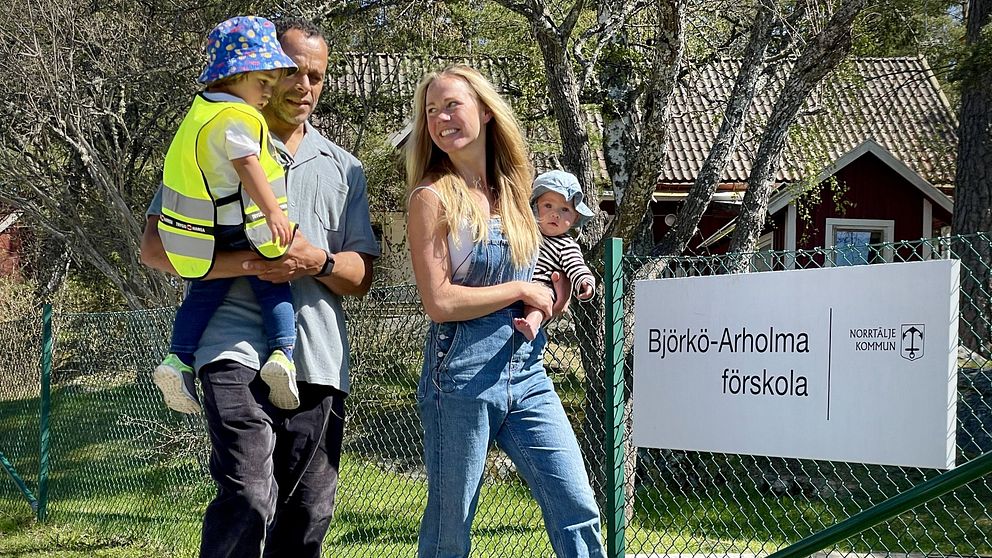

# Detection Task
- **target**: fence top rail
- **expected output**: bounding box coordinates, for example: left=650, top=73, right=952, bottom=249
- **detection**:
left=623, top=231, right=990, bottom=269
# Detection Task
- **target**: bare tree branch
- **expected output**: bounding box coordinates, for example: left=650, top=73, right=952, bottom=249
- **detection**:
left=0, top=0, right=229, bottom=308
left=727, top=0, right=869, bottom=264
left=653, top=0, right=777, bottom=257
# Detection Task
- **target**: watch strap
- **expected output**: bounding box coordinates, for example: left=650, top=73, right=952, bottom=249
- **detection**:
left=316, top=250, right=335, bottom=277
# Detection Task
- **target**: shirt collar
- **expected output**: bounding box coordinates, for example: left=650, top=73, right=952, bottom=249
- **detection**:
left=268, top=132, right=293, bottom=167
left=201, top=91, right=246, bottom=104
left=271, top=121, right=333, bottom=169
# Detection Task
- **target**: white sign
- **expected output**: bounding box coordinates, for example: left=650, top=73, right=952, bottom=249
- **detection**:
left=632, top=260, right=959, bottom=469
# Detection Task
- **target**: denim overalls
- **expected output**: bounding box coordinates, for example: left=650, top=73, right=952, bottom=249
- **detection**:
left=417, top=219, right=606, bottom=558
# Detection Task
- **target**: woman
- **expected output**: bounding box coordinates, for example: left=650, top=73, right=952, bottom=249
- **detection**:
left=406, top=64, right=606, bottom=558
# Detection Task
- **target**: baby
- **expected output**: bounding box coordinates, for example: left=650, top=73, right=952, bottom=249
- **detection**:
left=513, top=170, right=596, bottom=341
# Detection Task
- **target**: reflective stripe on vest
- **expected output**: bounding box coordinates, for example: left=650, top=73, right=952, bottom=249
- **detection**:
left=243, top=171, right=292, bottom=259
left=159, top=94, right=292, bottom=279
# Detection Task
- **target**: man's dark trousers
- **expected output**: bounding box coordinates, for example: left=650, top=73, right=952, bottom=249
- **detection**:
left=197, top=360, right=346, bottom=558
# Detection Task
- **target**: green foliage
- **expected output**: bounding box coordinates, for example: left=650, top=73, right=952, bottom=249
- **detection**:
left=853, top=0, right=962, bottom=57
left=0, top=276, right=36, bottom=322
left=0, top=269, right=130, bottom=317
left=360, top=134, right=407, bottom=216
left=54, top=273, right=132, bottom=313
left=316, top=0, right=535, bottom=58
left=952, top=18, right=992, bottom=87
left=854, top=0, right=965, bottom=101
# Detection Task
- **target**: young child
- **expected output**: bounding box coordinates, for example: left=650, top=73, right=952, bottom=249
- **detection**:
left=513, top=170, right=597, bottom=341
left=152, top=16, right=301, bottom=414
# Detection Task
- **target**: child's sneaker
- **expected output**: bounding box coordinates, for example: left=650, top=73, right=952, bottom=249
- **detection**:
left=152, top=354, right=201, bottom=414
left=261, top=349, right=299, bottom=410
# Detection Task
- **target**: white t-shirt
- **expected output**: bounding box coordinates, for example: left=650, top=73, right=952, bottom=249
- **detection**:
left=409, top=186, right=473, bottom=282
left=201, top=91, right=263, bottom=226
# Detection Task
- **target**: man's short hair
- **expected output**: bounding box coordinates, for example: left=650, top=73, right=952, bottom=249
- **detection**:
left=274, top=18, right=325, bottom=42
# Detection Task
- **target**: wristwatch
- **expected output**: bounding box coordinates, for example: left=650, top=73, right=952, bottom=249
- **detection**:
left=316, top=250, right=335, bottom=277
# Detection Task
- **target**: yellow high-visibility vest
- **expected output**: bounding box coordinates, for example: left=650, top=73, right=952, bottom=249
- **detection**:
left=158, top=94, right=294, bottom=279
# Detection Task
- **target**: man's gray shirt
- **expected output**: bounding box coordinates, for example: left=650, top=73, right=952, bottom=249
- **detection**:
left=147, top=122, right=380, bottom=392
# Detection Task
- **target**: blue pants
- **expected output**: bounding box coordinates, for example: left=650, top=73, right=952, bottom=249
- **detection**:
left=416, top=306, right=605, bottom=558
left=170, top=226, right=295, bottom=362
left=170, top=276, right=295, bottom=358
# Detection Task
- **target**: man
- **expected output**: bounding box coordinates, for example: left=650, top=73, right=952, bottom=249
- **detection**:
left=140, top=18, right=379, bottom=558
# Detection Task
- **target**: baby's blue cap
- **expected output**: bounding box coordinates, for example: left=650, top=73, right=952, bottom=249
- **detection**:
left=531, top=170, right=595, bottom=228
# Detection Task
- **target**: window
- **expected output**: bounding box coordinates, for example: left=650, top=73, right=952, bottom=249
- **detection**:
left=825, top=218, right=894, bottom=266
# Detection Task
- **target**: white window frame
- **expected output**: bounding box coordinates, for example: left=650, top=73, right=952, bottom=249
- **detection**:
left=825, top=218, right=895, bottom=267
left=757, top=232, right=774, bottom=251
left=750, top=232, right=775, bottom=272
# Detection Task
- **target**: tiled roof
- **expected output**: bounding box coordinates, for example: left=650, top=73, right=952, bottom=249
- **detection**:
left=325, top=53, right=526, bottom=121
left=666, top=57, right=958, bottom=187
left=326, top=54, right=958, bottom=188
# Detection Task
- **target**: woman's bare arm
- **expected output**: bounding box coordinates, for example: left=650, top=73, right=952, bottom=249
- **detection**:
left=407, top=188, right=552, bottom=323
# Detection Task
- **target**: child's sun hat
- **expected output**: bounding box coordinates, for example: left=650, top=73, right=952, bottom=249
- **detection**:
left=197, top=16, right=298, bottom=85
left=531, top=170, right=596, bottom=228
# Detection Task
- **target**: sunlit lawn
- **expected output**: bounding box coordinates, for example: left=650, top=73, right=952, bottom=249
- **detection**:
left=1, top=366, right=989, bottom=557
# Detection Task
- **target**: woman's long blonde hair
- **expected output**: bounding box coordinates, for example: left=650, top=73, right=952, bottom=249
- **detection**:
left=405, top=64, right=539, bottom=269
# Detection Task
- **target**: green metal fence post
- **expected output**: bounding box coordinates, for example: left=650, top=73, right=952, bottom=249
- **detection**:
left=604, top=237, right=626, bottom=558
left=37, top=303, right=52, bottom=522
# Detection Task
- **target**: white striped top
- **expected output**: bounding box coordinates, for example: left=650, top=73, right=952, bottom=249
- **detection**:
left=533, top=234, right=593, bottom=295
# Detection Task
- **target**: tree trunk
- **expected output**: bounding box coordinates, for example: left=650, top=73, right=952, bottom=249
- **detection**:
left=31, top=241, right=71, bottom=304
left=653, top=0, right=775, bottom=257
left=497, top=0, right=687, bottom=516
left=590, top=0, right=688, bottom=518
left=727, top=0, right=868, bottom=268
left=608, top=0, right=688, bottom=248
left=528, top=16, right=596, bottom=196
left=952, top=0, right=992, bottom=353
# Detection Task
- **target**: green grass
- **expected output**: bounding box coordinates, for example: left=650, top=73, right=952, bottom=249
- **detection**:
left=628, top=479, right=992, bottom=556
left=5, top=456, right=990, bottom=557
left=0, top=454, right=551, bottom=558
left=0, top=517, right=175, bottom=557
left=2, top=365, right=991, bottom=557
left=5, top=457, right=991, bottom=558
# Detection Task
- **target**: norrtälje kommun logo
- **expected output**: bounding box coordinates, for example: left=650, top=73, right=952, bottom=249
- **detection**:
left=900, top=324, right=924, bottom=361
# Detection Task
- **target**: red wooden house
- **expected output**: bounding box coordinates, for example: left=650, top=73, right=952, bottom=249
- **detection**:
left=643, top=57, right=958, bottom=264
left=0, top=211, right=23, bottom=277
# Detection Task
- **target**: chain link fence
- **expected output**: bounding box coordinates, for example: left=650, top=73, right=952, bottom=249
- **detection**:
left=621, top=233, right=992, bottom=557
left=0, top=234, right=989, bottom=557
left=0, top=315, right=42, bottom=520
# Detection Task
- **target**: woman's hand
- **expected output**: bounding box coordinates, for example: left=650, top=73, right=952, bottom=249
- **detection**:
left=517, top=281, right=554, bottom=318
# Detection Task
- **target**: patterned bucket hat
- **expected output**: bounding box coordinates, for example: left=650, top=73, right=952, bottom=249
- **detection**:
left=197, top=16, right=298, bottom=85
left=531, top=170, right=596, bottom=228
